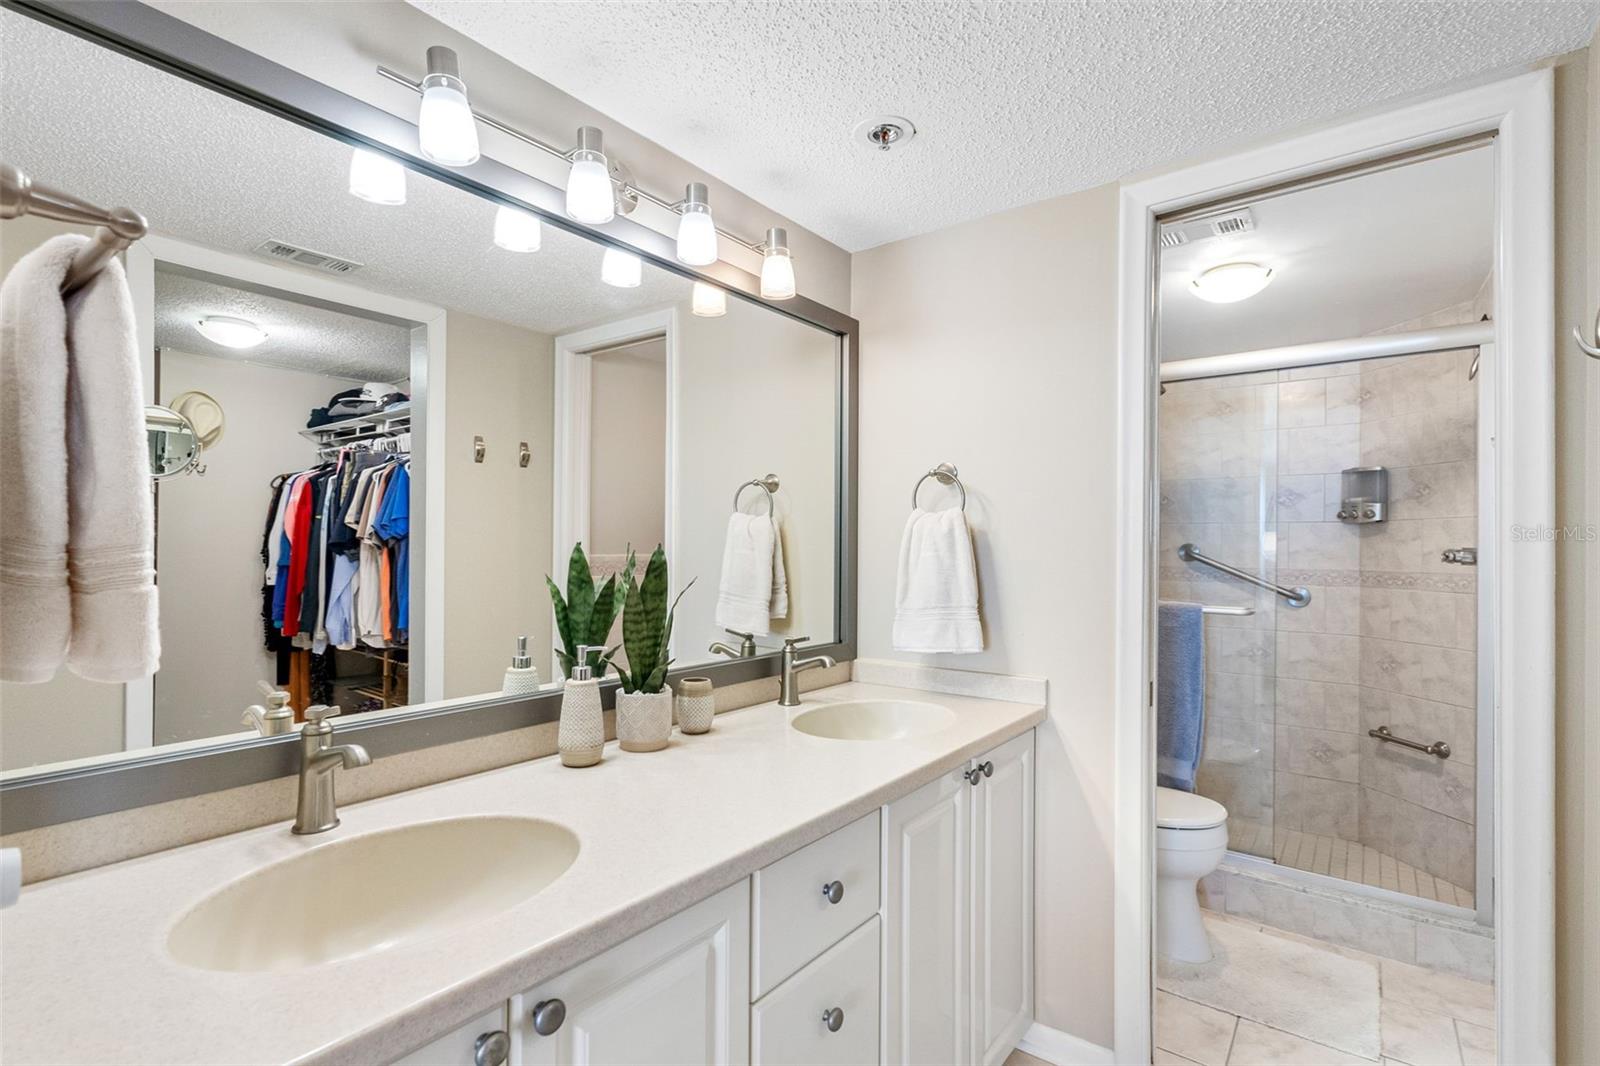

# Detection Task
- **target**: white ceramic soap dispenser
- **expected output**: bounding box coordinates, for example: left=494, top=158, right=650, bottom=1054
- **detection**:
left=502, top=635, right=541, bottom=696
left=559, top=644, right=605, bottom=767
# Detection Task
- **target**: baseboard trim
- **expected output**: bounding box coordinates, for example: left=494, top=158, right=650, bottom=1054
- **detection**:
left=1015, top=1021, right=1116, bottom=1066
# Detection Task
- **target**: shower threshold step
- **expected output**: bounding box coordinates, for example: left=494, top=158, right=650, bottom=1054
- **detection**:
left=1227, top=818, right=1474, bottom=909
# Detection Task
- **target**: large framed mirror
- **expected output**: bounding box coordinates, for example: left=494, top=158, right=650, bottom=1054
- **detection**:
left=0, top=0, right=856, bottom=830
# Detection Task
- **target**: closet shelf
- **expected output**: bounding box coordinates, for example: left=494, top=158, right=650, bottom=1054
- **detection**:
left=299, top=402, right=411, bottom=446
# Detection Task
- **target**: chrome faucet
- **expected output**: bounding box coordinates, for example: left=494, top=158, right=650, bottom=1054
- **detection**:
left=778, top=637, right=836, bottom=707
left=292, top=705, right=371, bottom=835
left=709, top=628, right=757, bottom=660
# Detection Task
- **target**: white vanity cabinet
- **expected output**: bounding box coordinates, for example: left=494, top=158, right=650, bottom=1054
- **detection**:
left=883, top=731, right=1035, bottom=1066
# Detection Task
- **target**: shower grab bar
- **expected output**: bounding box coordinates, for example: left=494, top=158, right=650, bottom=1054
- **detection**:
left=1176, top=543, right=1311, bottom=608
left=1368, top=725, right=1451, bottom=760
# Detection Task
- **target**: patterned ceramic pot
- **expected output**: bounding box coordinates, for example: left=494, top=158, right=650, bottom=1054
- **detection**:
left=675, top=677, right=715, bottom=735
left=616, top=689, right=672, bottom=752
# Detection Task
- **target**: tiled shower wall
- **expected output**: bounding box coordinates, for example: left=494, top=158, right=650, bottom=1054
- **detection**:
left=1159, top=290, right=1485, bottom=895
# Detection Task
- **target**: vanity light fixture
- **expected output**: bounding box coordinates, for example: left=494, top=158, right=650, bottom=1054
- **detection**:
left=566, top=126, right=616, bottom=225
left=760, top=228, right=797, bottom=300
left=1190, top=261, right=1274, bottom=304
left=600, top=247, right=642, bottom=288
left=674, top=183, right=718, bottom=266
left=691, top=281, right=727, bottom=317
left=493, top=204, right=542, bottom=253
left=416, top=46, right=480, bottom=166
left=348, top=148, right=406, bottom=205
left=196, top=315, right=268, bottom=349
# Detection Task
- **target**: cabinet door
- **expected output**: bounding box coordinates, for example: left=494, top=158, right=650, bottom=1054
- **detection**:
left=882, top=765, right=971, bottom=1066
left=752, top=916, right=880, bottom=1066
left=516, top=880, right=750, bottom=1066
left=972, top=730, right=1035, bottom=1066
left=393, top=1005, right=511, bottom=1066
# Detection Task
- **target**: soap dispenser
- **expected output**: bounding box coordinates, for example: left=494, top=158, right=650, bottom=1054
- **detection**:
left=502, top=636, right=541, bottom=696
left=559, top=644, right=605, bottom=767
left=241, top=680, right=295, bottom=736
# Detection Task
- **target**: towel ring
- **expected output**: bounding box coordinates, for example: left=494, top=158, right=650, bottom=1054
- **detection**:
left=733, top=474, right=780, bottom=515
left=912, top=462, right=966, bottom=511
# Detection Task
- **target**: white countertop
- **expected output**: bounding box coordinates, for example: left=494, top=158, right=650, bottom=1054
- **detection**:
left=0, top=681, right=1043, bottom=1065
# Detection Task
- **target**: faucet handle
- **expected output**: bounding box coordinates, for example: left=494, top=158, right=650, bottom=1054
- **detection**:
left=256, top=679, right=290, bottom=708
left=303, top=704, right=342, bottom=726
left=782, top=636, right=812, bottom=647
left=725, top=628, right=754, bottom=640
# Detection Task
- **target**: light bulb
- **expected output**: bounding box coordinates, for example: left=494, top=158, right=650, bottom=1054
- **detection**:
left=196, top=315, right=268, bottom=349
left=1190, top=262, right=1274, bottom=304
left=348, top=148, right=405, bottom=205
left=675, top=183, right=718, bottom=266
left=601, top=248, right=641, bottom=288
left=760, top=227, right=796, bottom=300
left=691, top=282, right=727, bottom=317
left=416, top=47, right=479, bottom=166
left=493, top=205, right=542, bottom=253
left=565, top=127, right=615, bottom=224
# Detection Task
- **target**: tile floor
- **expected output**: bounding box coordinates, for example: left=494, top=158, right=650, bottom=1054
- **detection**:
left=1228, top=818, right=1474, bottom=909
left=1156, top=914, right=1496, bottom=1065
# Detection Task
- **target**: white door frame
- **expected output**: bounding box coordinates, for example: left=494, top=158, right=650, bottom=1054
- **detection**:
left=552, top=307, right=680, bottom=676
left=1113, top=71, right=1555, bottom=1064
left=125, top=235, right=449, bottom=708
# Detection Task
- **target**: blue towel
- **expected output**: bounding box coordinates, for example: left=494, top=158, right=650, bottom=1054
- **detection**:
left=1157, top=602, right=1206, bottom=792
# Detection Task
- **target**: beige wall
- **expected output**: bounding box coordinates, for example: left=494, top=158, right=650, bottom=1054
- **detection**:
left=153, top=349, right=362, bottom=743
left=852, top=185, right=1121, bottom=1045
left=442, top=311, right=554, bottom=697
left=589, top=339, right=666, bottom=557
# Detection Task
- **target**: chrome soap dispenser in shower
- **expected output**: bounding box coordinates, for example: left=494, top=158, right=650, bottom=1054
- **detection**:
left=1337, top=466, right=1388, bottom=524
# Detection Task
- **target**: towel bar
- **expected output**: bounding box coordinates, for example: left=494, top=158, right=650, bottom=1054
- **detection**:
left=1368, top=725, right=1451, bottom=760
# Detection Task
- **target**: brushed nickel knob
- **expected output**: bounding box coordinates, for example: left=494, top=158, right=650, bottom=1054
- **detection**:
left=965, top=767, right=982, bottom=786
left=474, top=1030, right=510, bottom=1066
left=822, top=880, right=845, bottom=905
left=980, top=760, right=994, bottom=778
left=531, top=998, right=566, bottom=1036
left=822, top=1006, right=845, bottom=1032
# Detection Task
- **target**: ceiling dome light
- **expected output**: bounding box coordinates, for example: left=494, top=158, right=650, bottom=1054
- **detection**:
left=691, top=281, right=727, bottom=317
left=417, top=46, right=480, bottom=166
left=566, top=126, right=615, bottom=225
left=196, top=315, right=268, bottom=349
left=600, top=247, right=641, bottom=288
left=493, top=205, right=542, bottom=253
left=1190, top=261, right=1274, bottom=304
left=759, top=227, right=796, bottom=301
left=675, top=182, right=718, bottom=266
left=348, top=148, right=406, bottom=205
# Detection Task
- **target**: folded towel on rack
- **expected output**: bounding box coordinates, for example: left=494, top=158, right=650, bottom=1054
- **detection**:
left=892, top=507, right=982, bottom=654
left=0, top=235, right=159, bottom=683
left=715, top=512, right=781, bottom=636
left=1156, top=602, right=1206, bottom=792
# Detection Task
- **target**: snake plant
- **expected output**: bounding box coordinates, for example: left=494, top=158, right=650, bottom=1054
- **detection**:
left=613, top=545, right=694, bottom=695
left=547, top=542, right=632, bottom=679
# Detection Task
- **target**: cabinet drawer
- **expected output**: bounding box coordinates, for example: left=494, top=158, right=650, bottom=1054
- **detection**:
left=752, top=916, right=880, bottom=1066
left=752, top=810, right=880, bottom=997
left=392, top=1005, right=510, bottom=1066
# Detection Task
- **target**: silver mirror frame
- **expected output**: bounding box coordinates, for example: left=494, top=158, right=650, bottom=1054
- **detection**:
left=0, top=0, right=859, bottom=833
left=144, top=403, right=202, bottom=479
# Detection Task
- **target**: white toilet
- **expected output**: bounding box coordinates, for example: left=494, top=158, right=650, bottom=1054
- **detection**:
left=1156, top=785, right=1229, bottom=963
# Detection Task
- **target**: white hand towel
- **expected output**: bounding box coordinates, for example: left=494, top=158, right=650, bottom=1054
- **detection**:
left=892, top=507, right=983, bottom=654
left=715, top=512, right=776, bottom=636
left=62, top=245, right=160, bottom=682
left=769, top=516, right=788, bottom=620
left=0, top=237, right=77, bottom=681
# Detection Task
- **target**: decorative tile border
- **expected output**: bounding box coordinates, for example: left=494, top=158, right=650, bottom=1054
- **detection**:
left=1160, top=566, right=1475, bottom=594
left=851, top=658, right=1047, bottom=706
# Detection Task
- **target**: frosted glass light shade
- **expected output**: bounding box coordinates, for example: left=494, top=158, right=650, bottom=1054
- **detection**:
left=601, top=248, right=641, bottom=288
left=1190, top=262, right=1274, bottom=304
left=493, top=206, right=542, bottom=253
left=760, top=250, right=796, bottom=300
left=676, top=209, right=718, bottom=266
left=197, top=315, right=268, bottom=349
left=348, top=148, right=406, bottom=205
left=691, top=282, right=727, bottom=317
left=566, top=159, right=615, bottom=224
left=417, top=83, right=480, bottom=166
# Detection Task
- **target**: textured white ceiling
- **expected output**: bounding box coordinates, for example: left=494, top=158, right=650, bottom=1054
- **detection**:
left=1158, top=146, right=1495, bottom=359
left=155, top=270, right=413, bottom=381
left=0, top=10, right=689, bottom=338
left=414, top=0, right=1598, bottom=252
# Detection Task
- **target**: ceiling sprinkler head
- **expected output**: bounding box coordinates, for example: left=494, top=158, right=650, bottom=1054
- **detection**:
left=854, top=115, right=916, bottom=153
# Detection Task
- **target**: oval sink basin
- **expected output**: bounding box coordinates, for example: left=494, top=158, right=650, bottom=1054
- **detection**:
left=790, top=699, right=955, bottom=741
left=168, top=816, right=578, bottom=972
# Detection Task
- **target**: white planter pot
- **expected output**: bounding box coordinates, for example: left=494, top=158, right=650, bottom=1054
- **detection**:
left=616, top=689, right=672, bottom=752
